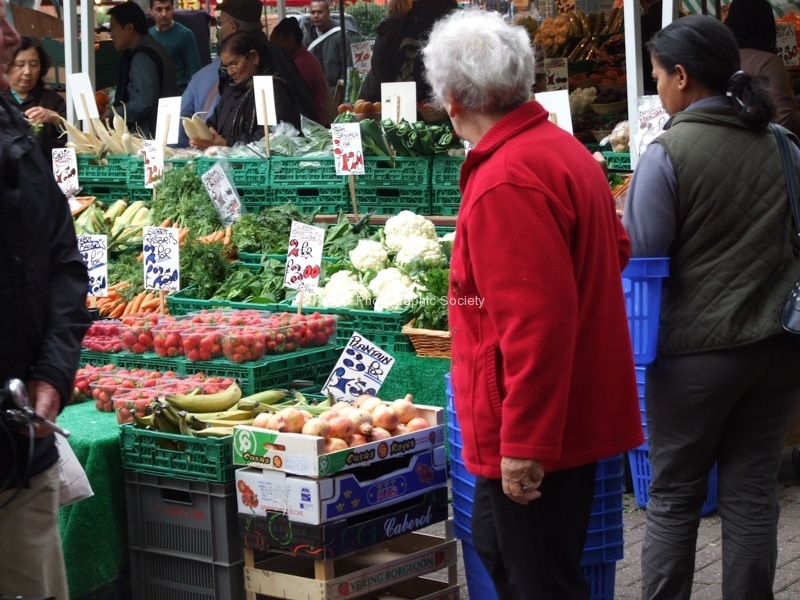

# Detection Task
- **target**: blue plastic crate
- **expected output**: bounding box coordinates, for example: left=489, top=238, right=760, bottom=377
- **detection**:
left=622, top=258, right=670, bottom=365
left=628, top=447, right=718, bottom=516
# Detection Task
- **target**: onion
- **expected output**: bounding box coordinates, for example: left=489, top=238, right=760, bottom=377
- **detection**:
left=301, top=418, right=331, bottom=439
left=252, top=412, right=271, bottom=429
left=360, top=397, right=384, bottom=414
left=324, top=437, right=349, bottom=453
left=372, top=404, right=400, bottom=431
left=391, top=423, right=409, bottom=436
left=328, top=415, right=355, bottom=440
left=406, top=417, right=429, bottom=432
left=353, top=394, right=376, bottom=408
left=349, top=433, right=368, bottom=447
left=348, top=408, right=374, bottom=436
left=331, top=401, right=355, bottom=416
left=319, top=410, right=338, bottom=422
left=392, top=396, right=417, bottom=424
left=369, top=427, right=392, bottom=441
left=266, top=413, right=282, bottom=431
left=275, top=407, right=305, bottom=433
left=299, top=409, right=314, bottom=423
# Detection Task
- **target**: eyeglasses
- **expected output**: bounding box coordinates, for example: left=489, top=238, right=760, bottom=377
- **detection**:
left=216, top=18, right=233, bottom=30
left=220, top=53, right=251, bottom=75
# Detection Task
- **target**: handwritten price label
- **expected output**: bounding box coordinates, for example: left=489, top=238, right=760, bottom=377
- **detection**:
left=143, top=226, right=180, bottom=291
left=143, top=140, right=164, bottom=189
left=777, top=23, right=798, bottom=66
left=332, top=122, right=365, bottom=175
left=52, top=148, right=79, bottom=195
left=78, top=234, right=108, bottom=297
left=351, top=41, right=372, bottom=71
left=321, top=333, right=395, bottom=402
left=201, top=161, right=243, bottom=227
left=543, top=58, right=568, bottom=91
left=283, top=221, right=325, bottom=293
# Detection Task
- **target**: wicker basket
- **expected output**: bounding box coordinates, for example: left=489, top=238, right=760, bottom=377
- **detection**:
left=419, top=106, right=449, bottom=123
left=402, top=319, right=451, bottom=358
left=590, top=100, right=627, bottom=116
left=70, top=196, right=96, bottom=217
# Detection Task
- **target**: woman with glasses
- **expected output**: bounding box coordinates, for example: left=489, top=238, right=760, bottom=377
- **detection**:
left=190, top=31, right=301, bottom=149
left=2, top=36, right=65, bottom=159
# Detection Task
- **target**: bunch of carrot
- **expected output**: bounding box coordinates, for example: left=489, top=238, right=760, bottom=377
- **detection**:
left=91, top=282, right=167, bottom=318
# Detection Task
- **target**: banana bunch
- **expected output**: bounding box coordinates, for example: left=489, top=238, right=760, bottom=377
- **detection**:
left=131, top=386, right=333, bottom=438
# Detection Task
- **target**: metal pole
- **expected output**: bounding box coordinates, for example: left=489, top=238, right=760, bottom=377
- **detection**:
left=339, top=0, right=346, bottom=98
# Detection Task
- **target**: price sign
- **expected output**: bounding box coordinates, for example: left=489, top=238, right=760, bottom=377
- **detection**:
left=633, top=95, right=668, bottom=156
left=78, top=234, right=108, bottom=297
left=142, top=140, right=164, bottom=189
left=66, top=73, right=99, bottom=122
left=253, top=76, right=277, bottom=126
left=351, top=41, right=372, bottom=71
left=52, top=147, right=79, bottom=195
left=535, top=89, right=573, bottom=134
left=777, top=22, right=799, bottom=66
left=201, top=162, right=243, bottom=227
left=284, top=221, right=325, bottom=293
left=155, top=96, right=181, bottom=146
left=142, top=227, right=180, bottom=291
left=321, top=332, right=395, bottom=402
left=381, top=82, right=417, bottom=124
left=332, top=122, right=365, bottom=175
left=543, top=58, right=568, bottom=91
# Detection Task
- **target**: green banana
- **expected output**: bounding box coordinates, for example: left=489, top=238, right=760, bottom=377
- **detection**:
left=186, top=409, right=255, bottom=422
left=165, top=382, right=242, bottom=413
left=153, top=406, right=180, bottom=434
left=240, top=389, right=289, bottom=405
left=177, top=411, right=196, bottom=437
left=194, top=426, right=235, bottom=438
left=132, top=413, right=155, bottom=429
left=190, top=417, right=254, bottom=428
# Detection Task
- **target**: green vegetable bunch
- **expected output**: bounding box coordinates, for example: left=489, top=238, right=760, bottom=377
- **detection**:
left=231, top=204, right=315, bottom=255
left=151, top=167, right=222, bottom=236
left=179, top=237, right=232, bottom=300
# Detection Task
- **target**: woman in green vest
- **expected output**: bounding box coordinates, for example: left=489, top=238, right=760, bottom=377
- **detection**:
left=623, top=14, right=800, bottom=600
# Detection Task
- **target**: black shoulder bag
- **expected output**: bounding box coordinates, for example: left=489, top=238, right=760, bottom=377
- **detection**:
left=773, top=124, right=800, bottom=335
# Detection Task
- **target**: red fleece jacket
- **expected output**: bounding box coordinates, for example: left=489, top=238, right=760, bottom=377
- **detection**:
left=449, top=101, right=643, bottom=478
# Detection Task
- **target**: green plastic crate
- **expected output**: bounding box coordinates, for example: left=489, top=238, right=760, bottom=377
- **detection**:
left=166, top=284, right=280, bottom=317
left=239, top=188, right=274, bottom=213
left=434, top=224, right=456, bottom=237
left=273, top=184, right=347, bottom=214
left=278, top=302, right=415, bottom=354
left=79, top=348, right=119, bottom=367
left=182, top=345, right=342, bottom=395
left=197, top=157, right=270, bottom=190
left=112, top=351, right=186, bottom=374
left=270, top=156, right=340, bottom=186
left=603, top=151, right=632, bottom=172
left=353, top=185, right=430, bottom=215
left=356, top=157, right=431, bottom=188
left=77, top=154, right=130, bottom=185
left=430, top=186, right=461, bottom=216
left=80, top=183, right=131, bottom=203
left=126, top=186, right=156, bottom=203
left=431, top=156, right=464, bottom=187
left=119, top=425, right=236, bottom=483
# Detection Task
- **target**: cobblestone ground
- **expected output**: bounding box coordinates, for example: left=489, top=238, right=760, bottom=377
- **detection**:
left=427, top=449, right=800, bottom=598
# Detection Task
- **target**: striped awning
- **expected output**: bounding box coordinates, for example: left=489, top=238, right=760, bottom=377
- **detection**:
left=682, top=0, right=800, bottom=17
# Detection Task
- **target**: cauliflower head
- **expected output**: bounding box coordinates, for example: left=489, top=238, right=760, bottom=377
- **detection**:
left=395, top=236, right=445, bottom=268
left=374, top=279, right=419, bottom=312
left=368, top=267, right=413, bottom=297
left=349, top=239, right=389, bottom=273
left=313, top=271, right=372, bottom=309
left=384, top=211, right=437, bottom=252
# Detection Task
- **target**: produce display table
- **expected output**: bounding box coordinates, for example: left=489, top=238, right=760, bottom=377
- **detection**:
left=380, top=353, right=450, bottom=409
left=58, top=402, right=127, bottom=599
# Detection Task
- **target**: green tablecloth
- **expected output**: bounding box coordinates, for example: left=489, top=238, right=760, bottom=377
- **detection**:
left=58, top=403, right=126, bottom=599
left=56, top=352, right=450, bottom=598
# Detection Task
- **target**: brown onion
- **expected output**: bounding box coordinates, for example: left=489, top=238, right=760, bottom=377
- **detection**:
left=324, top=437, right=349, bottom=453
left=301, top=418, right=331, bottom=439
left=328, top=415, right=355, bottom=440
left=406, top=417, right=429, bottom=432
left=392, top=396, right=417, bottom=424
left=372, top=404, right=400, bottom=431
left=348, top=408, right=374, bottom=436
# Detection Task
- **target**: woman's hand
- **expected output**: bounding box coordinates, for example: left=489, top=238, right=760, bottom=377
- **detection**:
left=190, top=127, right=226, bottom=150
left=501, top=456, right=544, bottom=505
left=25, top=106, right=60, bottom=125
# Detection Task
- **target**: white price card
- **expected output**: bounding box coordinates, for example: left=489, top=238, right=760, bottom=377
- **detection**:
left=381, top=82, right=417, bottom=124
left=322, top=332, right=395, bottom=402
left=142, top=140, right=164, bottom=189
left=543, top=58, right=568, bottom=91
left=284, top=220, right=326, bottom=293
left=142, top=227, right=180, bottom=291
left=535, top=89, right=573, bottom=134
left=77, top=234, right=108, bottom=297
left=351, top=40, right=372, bottom=71
left=253, top=76, right=277, bottom=126
left=332, top=122, right=365, bottom=175
left=633, top=95, right=667, bottom=156
left=201, top=162, right=243, bottom=226
left=52, top=147, right=79, bottom=195
left=66, top=73, right=99, bottom=121
left=777, top=22, right=799, bottom=66
left=155, top=96, right=182, bottom=146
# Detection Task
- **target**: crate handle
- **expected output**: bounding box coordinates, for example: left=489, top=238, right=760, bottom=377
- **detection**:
left=160, top=487, right=195, bottom=506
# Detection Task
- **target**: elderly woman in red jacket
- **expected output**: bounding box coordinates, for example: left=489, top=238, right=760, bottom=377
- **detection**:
left=422, top=9, right=643, bottom=599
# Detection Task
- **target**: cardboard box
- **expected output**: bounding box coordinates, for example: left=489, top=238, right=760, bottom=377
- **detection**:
left=367, top=578, right=460, bottom=600
left=244, top=530, right=457, bottom=600
left=232, top=405, right=445, bottom=477
left=239, top=487, right=449, bottom=559
left=235, top=447, right=447, bottom=525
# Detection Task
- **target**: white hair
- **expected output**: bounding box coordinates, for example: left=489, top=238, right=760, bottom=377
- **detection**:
left=422, top=8, right=535, bottom=113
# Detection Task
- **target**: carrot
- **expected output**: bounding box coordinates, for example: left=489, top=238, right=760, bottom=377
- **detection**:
left=109, top=303, right=126, bottom=319
left=130, top=292, right=146, bottom=314
left=141, top=298, right=161, bottom=311
left=178, top=228, right=190, bottom=244
left=159, top=218, right=171, bottom=227
left=223, top=225, right=233, bottom=246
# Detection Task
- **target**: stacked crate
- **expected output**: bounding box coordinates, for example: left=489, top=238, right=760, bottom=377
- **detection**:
left=197, top=157, right=272, bottom=213
left=355, top=157, right=432, bottom=215
left=445, top=374, right=621, bottom=600
left=77, top=154, right=130, bottom=203
left=231, top=405, right=459, bottom=599
left=271, top=156, right=347, bottom=214
left=430, top=156, right=465, bottom=216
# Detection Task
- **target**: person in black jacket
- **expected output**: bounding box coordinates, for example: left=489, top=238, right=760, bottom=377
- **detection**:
left=0, top=1, right=92, bottom=597
left=2, top=35, right=66, bottom=160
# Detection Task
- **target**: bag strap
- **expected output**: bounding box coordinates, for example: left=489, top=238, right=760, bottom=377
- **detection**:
left=307, top=27, right=341, bottom=53
left=773, top=123, right=800, bottom=234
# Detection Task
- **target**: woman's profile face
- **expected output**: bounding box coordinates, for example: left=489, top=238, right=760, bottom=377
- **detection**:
left=651, top=55, right=683, bottom=116
left=220, top=49, right=258, bottom=85
left=8, top=47, right=41, bottom=96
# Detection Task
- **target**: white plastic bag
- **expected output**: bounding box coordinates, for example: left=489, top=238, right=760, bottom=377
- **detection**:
left=55, top=433, right=93, bottom=507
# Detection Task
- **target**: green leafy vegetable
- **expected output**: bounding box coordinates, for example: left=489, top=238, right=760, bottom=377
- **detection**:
left=232, top=204, right=316, bottom=254
left=151, top=167, right=222, bottom=236
left=410, top=265, right=450, bottom=331
left=179, top=237, right=232, bottom=300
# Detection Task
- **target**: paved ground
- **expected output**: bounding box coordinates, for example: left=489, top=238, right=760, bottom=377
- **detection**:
left=430, top=448, right=800, bottom=599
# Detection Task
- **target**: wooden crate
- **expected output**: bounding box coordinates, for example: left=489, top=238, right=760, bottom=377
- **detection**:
left=244, top=525, right=457, bottom=600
